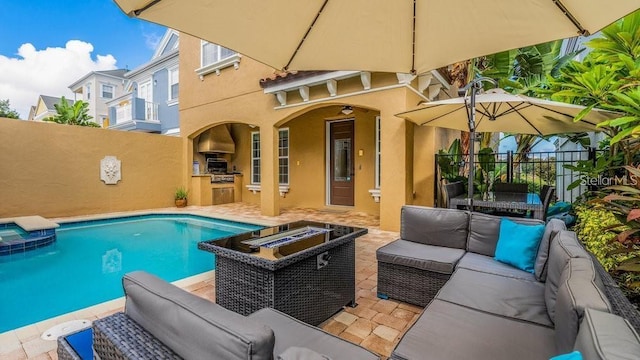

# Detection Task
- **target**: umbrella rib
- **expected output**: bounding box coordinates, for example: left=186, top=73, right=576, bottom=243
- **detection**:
left=552, top=0, right=589, bottom=36
left=284, top=0, right=330, bottom=71
left=412, top=106, right=466, bottom=126
left=530, top=103, right=601, bottom=127
left=132, top=0, right=162, bottom=16
left=411, top=0, right=416, bottom=74
left=507, top=103, right=544, bottom=136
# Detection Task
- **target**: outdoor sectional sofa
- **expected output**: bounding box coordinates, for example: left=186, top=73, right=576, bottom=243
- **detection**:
left=377, top=206, right=640, bottom=360
left=89, top=271, right=380, bottom=360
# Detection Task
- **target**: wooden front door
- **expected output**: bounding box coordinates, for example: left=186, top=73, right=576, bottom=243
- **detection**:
left=329, top=120, right=355, bottom=206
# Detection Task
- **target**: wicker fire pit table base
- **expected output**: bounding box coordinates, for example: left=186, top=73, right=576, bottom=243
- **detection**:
left=199, top=221, right=367, bottom=326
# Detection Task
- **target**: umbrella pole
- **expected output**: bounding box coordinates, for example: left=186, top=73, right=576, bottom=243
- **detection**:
left=460, top=77, right=498, bottom=211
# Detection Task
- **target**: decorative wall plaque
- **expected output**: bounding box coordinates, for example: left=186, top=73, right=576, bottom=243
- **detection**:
left=100, top=156, right=121, bottom=184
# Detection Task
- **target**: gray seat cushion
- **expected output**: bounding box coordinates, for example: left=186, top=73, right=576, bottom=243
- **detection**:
left=535, top=219, right=566, bottom=282
left=123, top=271, right=275, bottom=360
left=468, top=212, right=545, bottom=257
left=545, top=230, right=591, bottom=322
left=554, top=258, right=612, bottom=353
left=457, top=252, right=537, bottom=282
left=575, top=308, right=640, bottom=360
left=376, top=239, right=465, bottom=274
left=400, top=206, right=469, bottom=249
left=248, top=308, right=379, bottom=360
left=277, top=347, right=332, bottom=360
left=392, top=299, right=556, bottom=360
left=436, top=268, right=552, bottom=327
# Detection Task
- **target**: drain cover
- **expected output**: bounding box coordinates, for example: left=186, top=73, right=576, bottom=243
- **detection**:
left=41, top=319, right=91, bottom=340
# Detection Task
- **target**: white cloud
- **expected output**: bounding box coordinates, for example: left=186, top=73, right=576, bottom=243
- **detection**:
left=0, top=40, right=117, bottom=119
left=143, top=31, right=161, bottom=51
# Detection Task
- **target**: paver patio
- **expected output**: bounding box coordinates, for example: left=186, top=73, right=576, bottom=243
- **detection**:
left=1, top=203, right=419, bottom=360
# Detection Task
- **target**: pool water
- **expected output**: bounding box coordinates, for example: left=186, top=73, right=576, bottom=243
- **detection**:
left=0, top=214, right=262, bottom=333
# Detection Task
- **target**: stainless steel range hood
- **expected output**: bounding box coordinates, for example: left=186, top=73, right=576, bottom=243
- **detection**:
left=198, top=125, right=235, bottom=154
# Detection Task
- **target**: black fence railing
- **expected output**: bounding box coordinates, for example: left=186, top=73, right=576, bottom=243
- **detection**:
left=435, top=149, right=601, bottom=206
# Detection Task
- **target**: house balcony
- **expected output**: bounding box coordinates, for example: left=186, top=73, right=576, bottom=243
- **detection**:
left=106, top=93, right=161, bottom=133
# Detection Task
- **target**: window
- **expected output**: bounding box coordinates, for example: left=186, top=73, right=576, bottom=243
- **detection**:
left=251, top=132, right=261, bottom=184
left=168, top=66, right=179, bottom=102
left=197, top=41, right=241, bottom=78
left=86, top=85, right=91, bottom=100
left=375, top=116, right=381, bottom=189
left=101, top=84, right=114, bottom=99
left=250, top=129, right=290, bottom=185
left=279, top=129, right=289, bottom=185
left=201, top=42, right=235, bottom=67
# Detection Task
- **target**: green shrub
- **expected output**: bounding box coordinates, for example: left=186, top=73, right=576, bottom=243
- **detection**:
left=574, top=204, right=632, bottom=271
left=175, top=186, right=188, bottom=200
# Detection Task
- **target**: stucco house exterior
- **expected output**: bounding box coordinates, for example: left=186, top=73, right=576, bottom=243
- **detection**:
left=107, top=29, right=180, bottom=135
left=179, top=33, right=458, bottom=231
left=68, top=69, right=128, bottom=127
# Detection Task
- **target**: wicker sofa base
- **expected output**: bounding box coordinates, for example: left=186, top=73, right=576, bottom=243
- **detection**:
left=377, top=262, right=450, bottom=307
left=57, top=335, right=83, bottom=360
left=93, top=312, right=181, bottom=360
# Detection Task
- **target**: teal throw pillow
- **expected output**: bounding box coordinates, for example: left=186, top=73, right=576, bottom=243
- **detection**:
left=494, top=218, right=545, bottom=273
left=549, top=351, right=583, bottom=360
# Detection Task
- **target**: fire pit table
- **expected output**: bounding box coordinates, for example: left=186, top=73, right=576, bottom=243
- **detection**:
left=198, top=221, right=367, bottom=326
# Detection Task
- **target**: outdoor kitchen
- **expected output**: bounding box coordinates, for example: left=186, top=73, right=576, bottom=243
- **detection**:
left=191, top=124, right=243, bottom=206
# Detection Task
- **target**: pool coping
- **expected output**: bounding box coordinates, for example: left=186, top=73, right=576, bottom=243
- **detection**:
left=0, top=216, right=60, bottom=232
left=49, top=208, right=282, bottom=228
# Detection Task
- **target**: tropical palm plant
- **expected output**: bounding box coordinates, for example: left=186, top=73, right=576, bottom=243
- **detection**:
left=547, top=10, right=640, bottom=287
left=44, top=96, right=99, bottom=127
left=476, top=40, right=583, bottom=159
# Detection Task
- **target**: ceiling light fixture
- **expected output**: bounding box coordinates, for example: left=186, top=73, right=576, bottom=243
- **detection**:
left=341, top=105, right=354, bottom=115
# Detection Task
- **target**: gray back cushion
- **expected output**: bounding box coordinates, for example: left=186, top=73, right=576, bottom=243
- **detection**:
left=468, top=212, right=544, bottom=256
left=544, top=231, right=590, bottom=322
left=123, top=271, right=275, bottom=360
left=575, top=308, right=640, bottom=360
left=400, top=206, right=469, bottom=249
left=554, top=258, right=612, bottom=353
left=534, top=219, right=567, bottom=282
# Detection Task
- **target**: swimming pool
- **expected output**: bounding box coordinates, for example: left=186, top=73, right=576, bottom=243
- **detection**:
left=0, top=214, right=262, bottom=333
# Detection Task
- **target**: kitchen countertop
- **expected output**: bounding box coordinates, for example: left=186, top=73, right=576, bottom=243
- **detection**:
left=191, top=173, right=243, bottom=177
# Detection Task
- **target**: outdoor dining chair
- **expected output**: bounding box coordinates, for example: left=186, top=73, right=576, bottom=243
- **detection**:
left=442, top=181, right=465, bottom=209
left=540, top=186, right=556, bottom=222
left=493, top=182, right=528, bottom=194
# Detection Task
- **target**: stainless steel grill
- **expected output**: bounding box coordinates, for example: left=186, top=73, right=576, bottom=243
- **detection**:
left=211, top=174, right=235, bottom=183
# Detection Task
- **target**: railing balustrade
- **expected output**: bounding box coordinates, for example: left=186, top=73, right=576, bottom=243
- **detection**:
left=435, top=149, right=602, bottom=205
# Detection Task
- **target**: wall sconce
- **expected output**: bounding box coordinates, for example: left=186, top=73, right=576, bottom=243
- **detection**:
left=153, top=79, right=157, bottom=86
left=341, top=105, right=354, bottom=115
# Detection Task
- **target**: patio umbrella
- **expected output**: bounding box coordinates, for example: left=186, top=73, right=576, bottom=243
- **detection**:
left=112, top=0, right=640, bottom=75
left=396, top=85, right=619, bottom=207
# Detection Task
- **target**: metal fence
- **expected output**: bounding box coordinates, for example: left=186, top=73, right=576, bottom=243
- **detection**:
left=435, top=149, right=601, bottom=206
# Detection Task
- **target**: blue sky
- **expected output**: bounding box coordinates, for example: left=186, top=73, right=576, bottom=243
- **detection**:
left=0, top=0, right=166, bottom=118
left=0, top=0, right=165, bottom=70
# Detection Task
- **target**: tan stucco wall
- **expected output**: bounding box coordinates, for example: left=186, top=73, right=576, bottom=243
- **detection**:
left=413, top=126, right=460, bottom=206
left=178, top=33, right=447, bottom=230
left=0, top=118, right=184, bottom=218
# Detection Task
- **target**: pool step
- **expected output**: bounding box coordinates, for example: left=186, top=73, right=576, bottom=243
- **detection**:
left=0, top=232, right=24, bottom=242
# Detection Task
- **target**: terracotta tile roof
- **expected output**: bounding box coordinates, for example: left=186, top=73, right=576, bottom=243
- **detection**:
left=259, top=71, right=331, bottom=88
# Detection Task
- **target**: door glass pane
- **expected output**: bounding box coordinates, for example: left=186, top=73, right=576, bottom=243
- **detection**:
left=334, top=139, right=351, bottom=181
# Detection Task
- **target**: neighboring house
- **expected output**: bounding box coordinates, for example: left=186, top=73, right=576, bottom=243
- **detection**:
left=29, top=95, right=74, bottom=121
left=179, top=33, right=456, bottom=231
left=107, top=29, right=180, bottom=135
left=68, top=69, right=127, bottom=127
left=27, top=106, right=36, bottom=121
